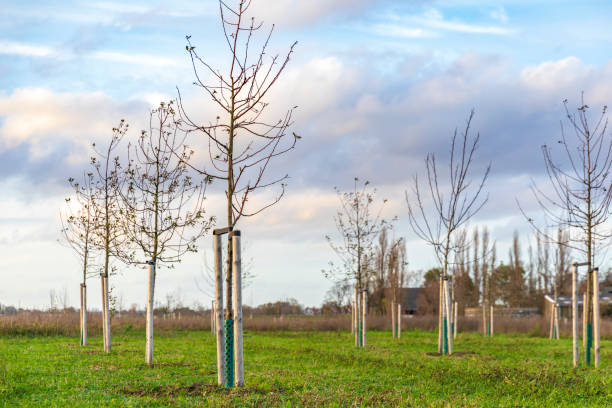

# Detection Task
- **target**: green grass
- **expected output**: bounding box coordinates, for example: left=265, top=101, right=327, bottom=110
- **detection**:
left=0, top=329, right=610, bottom=407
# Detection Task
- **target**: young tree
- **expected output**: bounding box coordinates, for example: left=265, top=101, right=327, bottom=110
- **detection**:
left=123, top=102, right=214, bottom=365
left=521, top=96, right=611, bottom=364
left=60, top=172, right=99, bottom=346
left=90, top=120, right=130, bottom=353
left=406, top=111, right=490, bottom=354
left=177, top=0, right=299, bottom=385
left=325, top=178, right=391, bottom=347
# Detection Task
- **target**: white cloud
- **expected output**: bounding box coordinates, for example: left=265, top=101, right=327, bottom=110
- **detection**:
left=0, top=87, right=147, bottom=155
left=420, top=15, right=514, bottom=35
left=247, top=0, right=381, bottom=26
left=370, top=24, right=437, bottom=39
left=90, top=1, right=151, bottom=14
left=2, top=52, right=612, bottom=308
left=520, top=57, right=592, bottom=91
left=380, top=7, right=515, bottom=38
left=0, top=41, right=55, bottom=57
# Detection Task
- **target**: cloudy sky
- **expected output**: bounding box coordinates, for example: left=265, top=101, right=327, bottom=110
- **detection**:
left=1, top=0, right=611, bottom=310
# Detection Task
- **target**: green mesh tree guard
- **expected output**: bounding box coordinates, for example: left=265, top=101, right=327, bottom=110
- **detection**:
left=443, top=317, right=448, bottom=355
left=224, top=319, right=234, bottom=387
left=586, top=322, right=593, bottom=366
left=359, top=322, right=363, bottom=347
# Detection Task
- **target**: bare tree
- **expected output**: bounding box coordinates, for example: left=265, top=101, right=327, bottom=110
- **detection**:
left=177, top=0, right=299, bottom=383
left=122, top=101, right=214, bottom=365
left=521, top=96, right=611, bottom=363
left=325, top=178, right=391, bottom=346
left=325, top=179, right=391, bottom=291
left=406, top=111, right=490, bottom=354
left=89, top=120, right=130, bottom=353
left=61, top=171, right=99, bottom=345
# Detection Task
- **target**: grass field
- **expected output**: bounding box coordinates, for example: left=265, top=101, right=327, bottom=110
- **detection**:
left=0, top=329, right=611, bottom=407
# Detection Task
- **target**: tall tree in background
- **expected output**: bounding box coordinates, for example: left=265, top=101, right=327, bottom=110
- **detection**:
left=90, top=121, right=130, bottom=353
left=406, top=111, right=490, bottom=354
left=527, top=242, right=536, bottom=301
left=536, top=234, right=551, bottom=295
left=452, top=230, right=475, bottom=308
left=387, top=236, right=407, bottom=338
left=369, top=228, right=406, bottom=316
left=508, top=231, right=527, bottom=307
left=553, top=228, right=571, bottom=297
left=370, top=228, right=390, bottom=314
left=60, top=172, right=99, bottom=346
left=472, top=228, right=480, bottom=306
left=123, top=102, right=213, bottom=365
left=177, top=0, right=299, bottom=379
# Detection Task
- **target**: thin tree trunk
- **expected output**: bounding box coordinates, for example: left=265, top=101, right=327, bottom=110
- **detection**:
left=555, top=304, right=560, bottom=340
left=211, top=300, right=215, bottom=335
left=391, top=299, right=396, bottom=338
left=361, top=290, right=367, bottom=347
left=214, top=234, right=225, bottom=386
left=583, top=292, right=587, bottom=348
left=354, top=286, right=360, bottom=347
left=482, top=302, right=487, bottom=336
left=438, top=276, right=443, bottom=353
left=490, top=305, right=494, bottom=337
left=453, top=301, right=458, bottom=339
left=145, top=261, right=155, bottom=365
left=397, top=302, right=401, bottom=339
left=103, top=274, right=111, bottom=352
left=232, top=231, right=244, bottom=386
left=79, top=284, right=84, bottom=346
left=572, top=264, right=579, bottom=367
left=444, top=279, right=453, bottom=355
left=83, top=284, right=87, bottom=346
left=549, top=302, right=554, bottom=339
left=351, top=299, right=355, bottom=335
left=100, top=273, right=107, bottom=352
left=593, top=268, right=600, bottom=367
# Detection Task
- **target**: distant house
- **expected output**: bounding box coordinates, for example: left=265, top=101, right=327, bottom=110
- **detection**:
left=384, top=287, right=423, bottom=315
left=555, top=287, right=612, bottom=318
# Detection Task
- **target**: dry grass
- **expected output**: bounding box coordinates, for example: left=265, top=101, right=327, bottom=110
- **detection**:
left=2, top=310, right=612, bottom=337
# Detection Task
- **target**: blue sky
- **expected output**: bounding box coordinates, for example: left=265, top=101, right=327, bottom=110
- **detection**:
left=1, top=1, right=612, bottom=309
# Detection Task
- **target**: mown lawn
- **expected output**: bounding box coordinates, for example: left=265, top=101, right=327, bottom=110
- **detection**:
left=0, top=329, right=610, bottom=407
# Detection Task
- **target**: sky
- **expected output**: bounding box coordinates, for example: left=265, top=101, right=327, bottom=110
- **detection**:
left=1, top=0, right=612, bottom=310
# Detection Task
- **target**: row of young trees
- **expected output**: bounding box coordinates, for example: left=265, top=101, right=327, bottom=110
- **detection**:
left=60, top=0, right=300, bottom=379
left=61, top=103, right=213, bottom=357
left=324, top=224, right=411, bottom=316
left=326, top=96, right=611, bottom=360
